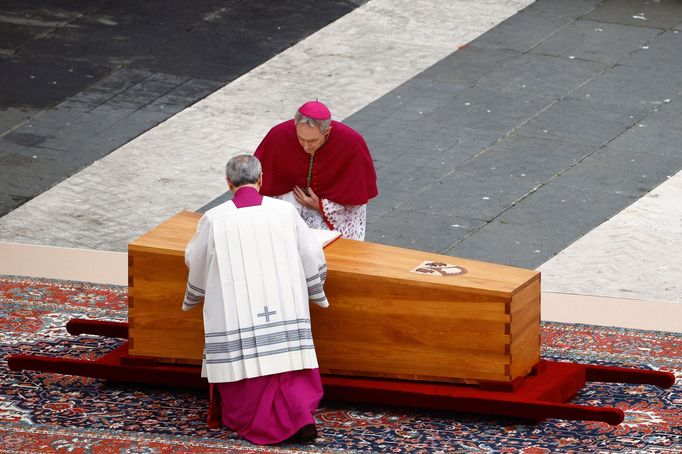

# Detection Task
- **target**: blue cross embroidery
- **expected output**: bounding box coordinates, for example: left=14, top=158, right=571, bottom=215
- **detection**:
left=257, top=306, right=277, bottom=322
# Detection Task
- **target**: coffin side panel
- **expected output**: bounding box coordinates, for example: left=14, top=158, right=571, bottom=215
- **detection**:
left=509, top=277, right=541, bottom=379
left=128, top=249, right=204, bottom=360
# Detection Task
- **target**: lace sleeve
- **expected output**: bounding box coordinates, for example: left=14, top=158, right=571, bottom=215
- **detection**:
left=320, top=199, right=367, bottom=240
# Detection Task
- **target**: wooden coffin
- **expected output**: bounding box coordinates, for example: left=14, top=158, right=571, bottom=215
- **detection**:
left=128, top=211, right=540, bottom=384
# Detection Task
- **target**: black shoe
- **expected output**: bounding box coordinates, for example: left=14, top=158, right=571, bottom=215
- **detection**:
left=298, top=424, right=318, bottom=442
left=286, top=424, right=317, bottom=443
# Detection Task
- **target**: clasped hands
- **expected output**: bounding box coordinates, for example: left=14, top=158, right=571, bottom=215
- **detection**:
left=293, top=186, right=320, bottom=211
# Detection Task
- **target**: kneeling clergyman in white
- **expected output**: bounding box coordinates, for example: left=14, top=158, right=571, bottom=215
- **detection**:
left=182, top=154, right=329, bottom=445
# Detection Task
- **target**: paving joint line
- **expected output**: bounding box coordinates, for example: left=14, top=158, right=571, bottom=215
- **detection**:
left=440, top=102, right=655, bottom=256
left=390, top=44, right=625, bottom=234
left=1, top=5, right=97, bottom=56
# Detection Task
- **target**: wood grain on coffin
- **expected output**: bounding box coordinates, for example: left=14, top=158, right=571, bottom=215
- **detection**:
left=127, top=211, right=541, bottom=384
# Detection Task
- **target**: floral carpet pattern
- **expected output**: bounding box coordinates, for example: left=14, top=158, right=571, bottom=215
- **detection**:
left=1, top=275, right=680, bottom=453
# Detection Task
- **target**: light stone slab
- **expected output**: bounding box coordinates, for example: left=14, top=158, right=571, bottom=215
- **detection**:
left=541, top=292, right=682, bottom=333
left=0, top=242, right=128, bottom=286
left=538, top=169, right=682, bottom=304
left=0, top=0, right=533, bottom=252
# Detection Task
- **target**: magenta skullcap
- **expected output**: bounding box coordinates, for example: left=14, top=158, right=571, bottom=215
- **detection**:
left=298, top=100, right=331, bottom=120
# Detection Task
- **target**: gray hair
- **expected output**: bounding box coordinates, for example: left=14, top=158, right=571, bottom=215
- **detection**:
left=294, top=110, right=332, bottom=134
left=225, top=154, right=262, bottom=187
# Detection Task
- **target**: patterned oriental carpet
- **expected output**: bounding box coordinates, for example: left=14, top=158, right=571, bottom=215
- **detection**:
left=1, top=275, right=680, bottom=453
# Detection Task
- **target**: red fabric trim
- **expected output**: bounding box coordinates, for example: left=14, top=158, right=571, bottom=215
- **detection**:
left=319, top=198, right=335, bottom=231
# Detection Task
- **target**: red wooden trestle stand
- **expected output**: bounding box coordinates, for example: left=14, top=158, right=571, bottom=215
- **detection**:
left=8, top=318, right=675, bottom=426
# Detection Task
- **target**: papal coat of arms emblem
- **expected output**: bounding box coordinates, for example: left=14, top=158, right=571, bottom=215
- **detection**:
left=410, top=261, right=467, bottom=277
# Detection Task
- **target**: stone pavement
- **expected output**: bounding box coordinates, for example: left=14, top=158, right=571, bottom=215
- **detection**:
left=1, top=0, right=681, bottom=305
left=0, top=0, right=532, bottom=250
left=539, top=167, right=682, bottom=303
left=0, top=0, right=365, bottom=216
